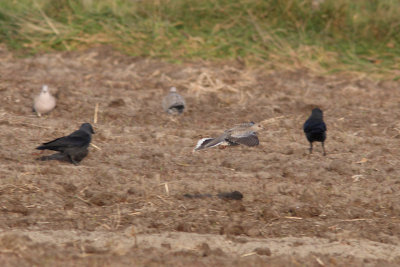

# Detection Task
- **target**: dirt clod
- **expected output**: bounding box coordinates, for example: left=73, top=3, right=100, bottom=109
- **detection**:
left=217, top=191, right=243, bottom=200
left=254, top=247, right=271, bottom=256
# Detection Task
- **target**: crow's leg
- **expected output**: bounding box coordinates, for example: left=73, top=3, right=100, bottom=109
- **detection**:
left=321, top=142, right=326, bottom=156
left=309, top=142, right=313, bottom=154
left=68, top=155, right=80, bottom=166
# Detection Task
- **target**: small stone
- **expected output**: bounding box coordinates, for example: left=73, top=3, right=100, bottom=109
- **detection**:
left=61, top=183, right=77, bottom=193
left=108, top=98, right=125, bottom=107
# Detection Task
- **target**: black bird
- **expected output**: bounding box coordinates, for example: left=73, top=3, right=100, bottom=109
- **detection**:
left=36, top=123, right=95, bottom=165
left=303, top=108, right=327, bottom=155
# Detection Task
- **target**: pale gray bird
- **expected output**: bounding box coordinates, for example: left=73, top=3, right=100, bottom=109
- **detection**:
left=194, top=122, right=263, bottom=151
left=33, top=85, right=56, bottom=116
left=162, top=87, right=185, bottom=114
left=36, top=123, right=94, bottom=165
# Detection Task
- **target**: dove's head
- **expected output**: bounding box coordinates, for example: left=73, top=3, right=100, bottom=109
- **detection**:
left=41, top=85, right=50, bottom=95
left=250, top=122, right=264, bottom=131
left=170, top=87, right=177, bottom=92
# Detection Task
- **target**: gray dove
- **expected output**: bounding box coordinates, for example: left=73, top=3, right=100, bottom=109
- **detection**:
left=36, top=123, right=94, bottom=165
left=33, top=85, right=56, bottom=116
left=162, top=87, right=185, bottom=114
left=194, top=122, right=263, bottom=151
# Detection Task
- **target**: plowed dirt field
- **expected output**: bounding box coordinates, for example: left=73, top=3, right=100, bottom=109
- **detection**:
left=1, top=46, right=400, bottom=266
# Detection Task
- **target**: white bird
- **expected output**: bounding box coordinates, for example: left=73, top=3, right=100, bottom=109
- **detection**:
left=194, top=122, right=264, bottom=151
left=162, top=87, right=185, bottom=115
left=33, top=85, right=56, bottom=117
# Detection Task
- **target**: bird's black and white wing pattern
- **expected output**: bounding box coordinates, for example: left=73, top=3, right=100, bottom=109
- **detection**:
left=162, top=87, right=186, bottom=114
left=194, top=138, right=216, bottom=150
left=193, top=135, right=230, bottom=150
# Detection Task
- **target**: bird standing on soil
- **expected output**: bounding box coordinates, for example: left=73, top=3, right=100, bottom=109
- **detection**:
left=194, top=122, right=263, bottom=151
left=303, top=108, right=327, bottom=155
left=162, top=87, right=186, bottom=115
left=33, top=85, right=56, bottom=117
left=36, top=123, right=95, bottom=165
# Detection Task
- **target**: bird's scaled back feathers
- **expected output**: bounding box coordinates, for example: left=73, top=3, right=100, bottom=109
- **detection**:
left=33, top=85, right=56, bottom=116
left=228, top=133, right=259, bottom=147
left=194, top=122, right=263, bottom=151
left=162, top=87, right=186, bottom=114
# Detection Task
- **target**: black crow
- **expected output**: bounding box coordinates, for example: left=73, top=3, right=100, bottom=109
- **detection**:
left=36, top=123, right=94, bottom=165
left=303, top=108, right=327, bottom=155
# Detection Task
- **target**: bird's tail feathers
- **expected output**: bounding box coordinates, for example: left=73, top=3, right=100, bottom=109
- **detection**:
left=36, top=144, right=61, bottom=151
left=168, top=104, right=185, bottom=114
left=194, top=138, right=221, bottom=151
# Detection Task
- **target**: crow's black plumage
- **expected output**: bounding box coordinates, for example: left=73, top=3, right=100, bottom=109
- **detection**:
left=36, top=123, right=95, bottom=165
left=303, top=108, right=327, bottom=155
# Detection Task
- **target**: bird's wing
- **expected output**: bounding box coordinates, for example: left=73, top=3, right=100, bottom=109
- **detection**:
left=304, top=119, right=326, bottom=133
left=321, top=121, right=327, bottom=131
left=37, top=131, right=90, bottom=150
left=194, top=134, right=227, bottom=150
left=228, top=131, right=259, bottom=146
left=194, top=138, right=215, bottom=150
left=303, top=119, right=312, bottom=132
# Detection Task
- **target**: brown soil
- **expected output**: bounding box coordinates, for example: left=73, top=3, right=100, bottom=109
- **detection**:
left=0, top=45, right=400, bottom=266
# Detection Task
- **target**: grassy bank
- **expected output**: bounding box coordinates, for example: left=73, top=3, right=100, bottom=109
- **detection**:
left=0, top=0, right=399, bottom=77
